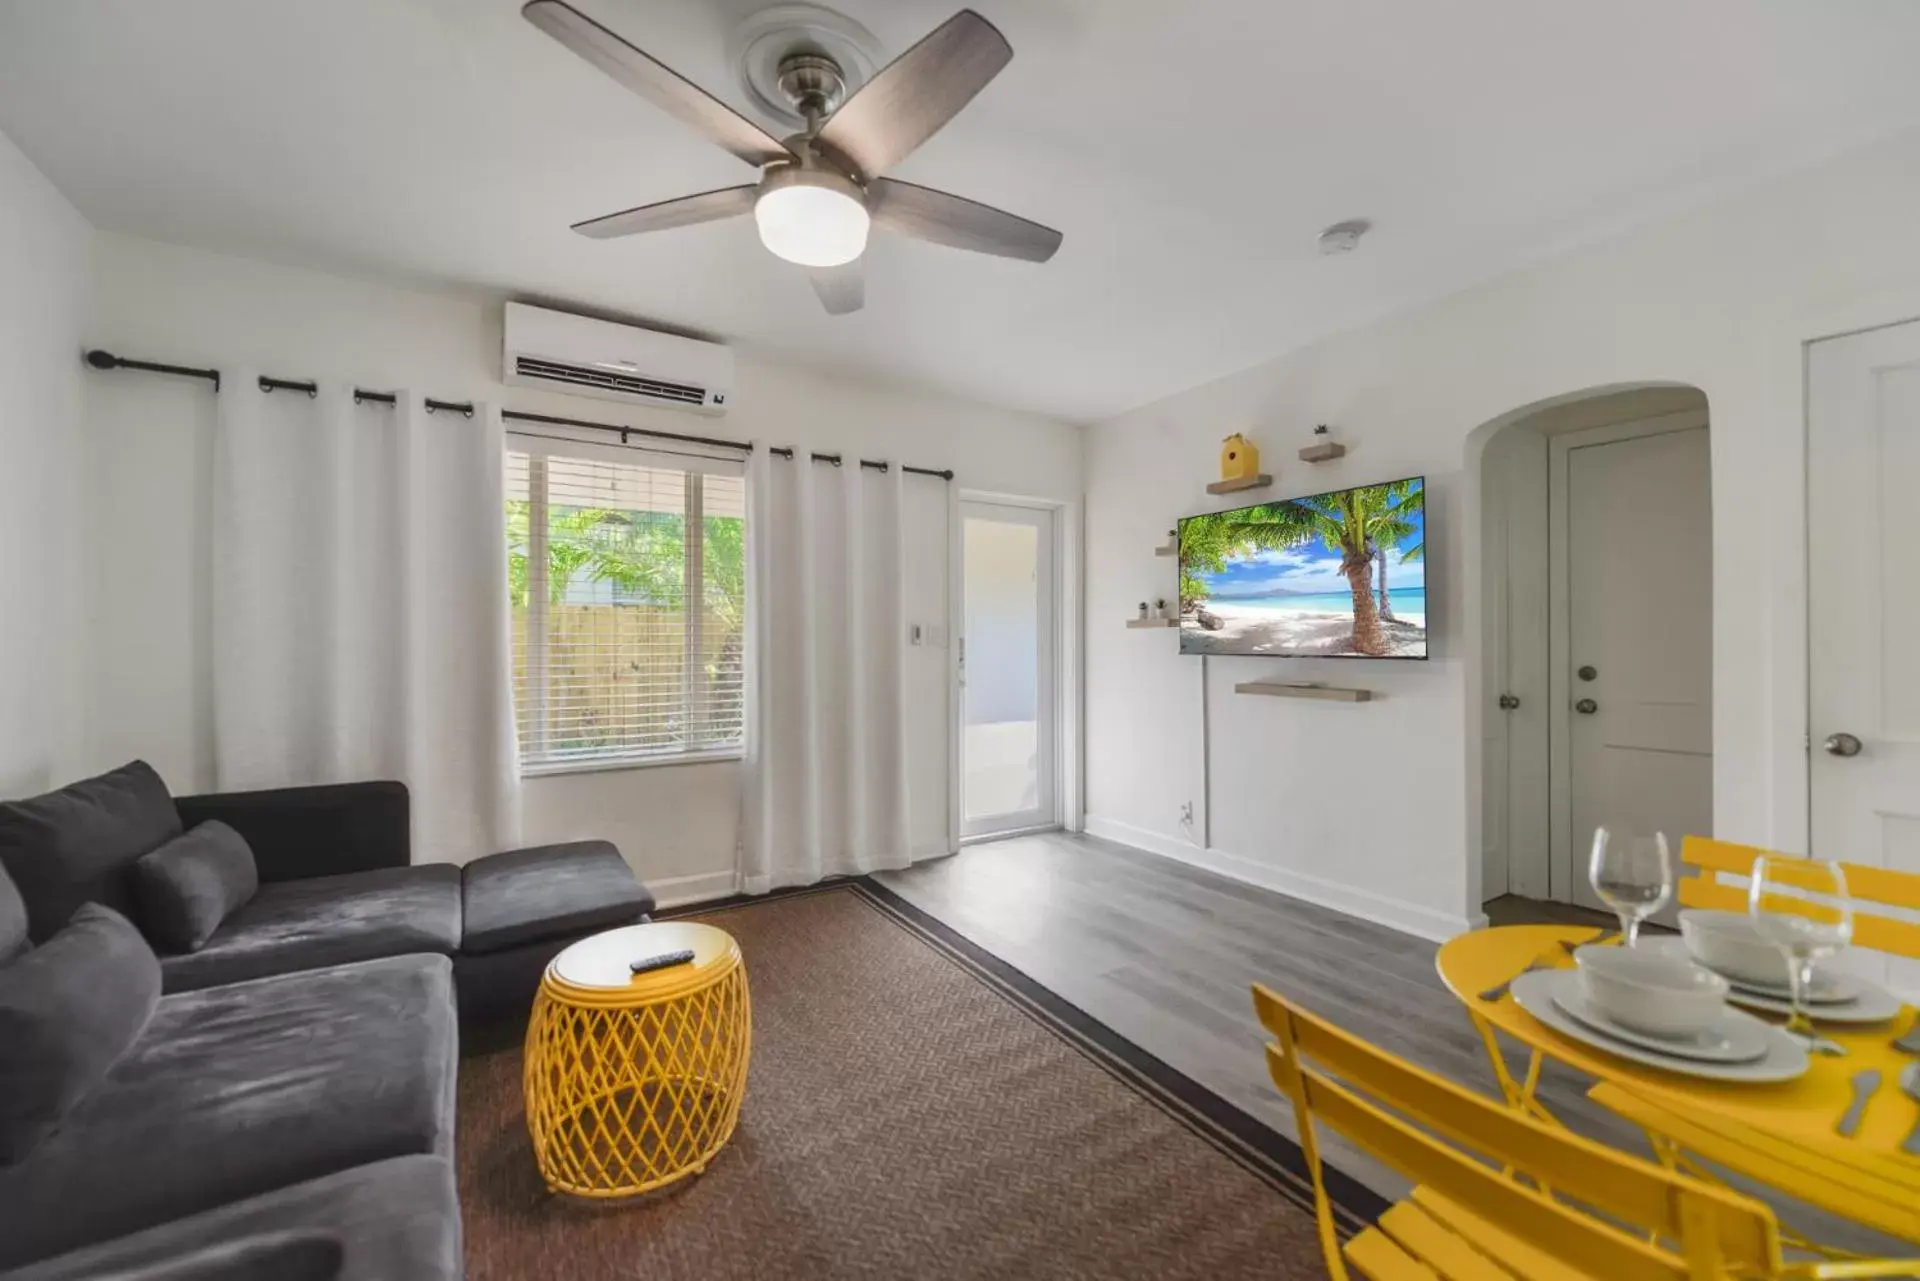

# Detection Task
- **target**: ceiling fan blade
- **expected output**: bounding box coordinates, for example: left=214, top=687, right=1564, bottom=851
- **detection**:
left=870, top=179, right=1061, bottom=263
left=809, top=260, right=865, bottom=315
left=523, top=0, right=792, bottom=168
left=571, top=185, right=759, bottom=239
left=814, top=10, right=1012, bottom=180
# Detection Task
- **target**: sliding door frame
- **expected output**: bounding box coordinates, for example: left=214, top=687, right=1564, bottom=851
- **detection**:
left=951, top=489, right=1081, bottom=850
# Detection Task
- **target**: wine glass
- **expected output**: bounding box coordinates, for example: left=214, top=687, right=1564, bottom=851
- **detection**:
left=1749, top=857, right=1852, bottom=1053
left=1588, top=828, right=1672, bottom=946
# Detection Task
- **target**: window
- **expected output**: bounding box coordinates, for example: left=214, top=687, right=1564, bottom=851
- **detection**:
left=506, top=442, right=746, bottom=771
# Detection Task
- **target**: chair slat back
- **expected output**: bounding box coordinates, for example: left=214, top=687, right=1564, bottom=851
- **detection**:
left=1678, top=836, right=1920, bottom=960
left=1251, top=983, right=1783, bottom=1281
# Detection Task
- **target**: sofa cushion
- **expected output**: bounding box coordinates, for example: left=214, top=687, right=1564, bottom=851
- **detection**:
left=24, top=1234, right=343, bottom=1281
left=0, top=856, right=27, bottom=963
left=0, top=761, right=182, bottom=943
left=461, top=840, right=653, bottom=955
left=131, top=821, right=260, bottom=954
left=8, top=1155, right=460, bottom=1281
left=0, top=954, right=458, bottom=1270
left=0, top=904, right=160, bottom=1164
left=158, top=863, right=461, bottom=993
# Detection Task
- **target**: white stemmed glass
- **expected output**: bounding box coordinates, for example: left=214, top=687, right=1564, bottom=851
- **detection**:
left=1749, top=856, right=1852, bottom=1053
left=1588, top=828, right=1672, bottom=946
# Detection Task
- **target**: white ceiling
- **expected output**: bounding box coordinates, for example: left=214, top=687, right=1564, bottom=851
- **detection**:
left=4, top=0, right=1920, bottom=422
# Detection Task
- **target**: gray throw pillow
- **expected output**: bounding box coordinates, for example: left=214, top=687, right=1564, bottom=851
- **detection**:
left=129, top=822, right=260, bottom=954
left=0, top=904, right=161, bottom=1164
left=0, top=761, right=183, bottom=943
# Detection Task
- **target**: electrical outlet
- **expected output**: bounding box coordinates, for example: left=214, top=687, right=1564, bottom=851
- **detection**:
left=1179, top=801, right=1194, bottom=828
left=908, top=622, right=924, bottom=646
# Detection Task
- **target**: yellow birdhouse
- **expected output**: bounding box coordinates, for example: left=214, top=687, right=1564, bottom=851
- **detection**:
left=1220, top=433, right=1261, bottom=482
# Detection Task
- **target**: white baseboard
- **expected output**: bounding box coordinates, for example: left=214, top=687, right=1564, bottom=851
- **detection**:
left=1083, top=814, right=1485, bottom=943
left=649, top=869, right=739, bottom=909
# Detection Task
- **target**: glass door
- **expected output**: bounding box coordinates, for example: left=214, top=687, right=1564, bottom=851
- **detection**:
left=960, top=501, right=1056, bottom=838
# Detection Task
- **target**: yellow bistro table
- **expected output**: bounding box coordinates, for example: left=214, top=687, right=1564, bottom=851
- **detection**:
left=523, top=920, right=752, bottom=1198
left=1437, top=924, right=1920, bottom=1246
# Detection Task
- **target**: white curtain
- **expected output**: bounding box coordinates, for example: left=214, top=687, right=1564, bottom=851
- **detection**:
left=737, top=450, right=913, bottom=892
left=211, top=376, right=521, bottom=863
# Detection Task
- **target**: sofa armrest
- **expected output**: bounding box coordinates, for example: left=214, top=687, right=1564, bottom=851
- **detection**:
left=173, top=781, right=411, bottom=883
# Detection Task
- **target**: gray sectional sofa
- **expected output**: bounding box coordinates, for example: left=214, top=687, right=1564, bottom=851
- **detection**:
left=0, top=762, right=656, bottom=1280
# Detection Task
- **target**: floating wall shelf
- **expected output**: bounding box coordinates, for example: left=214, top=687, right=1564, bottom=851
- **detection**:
left=1234, top=681, right=1372, bottom=702
left=1205, top=474, right=1273, bottom=496
left=1154, top=540, right=1178, bottom=557
left=1298, top=441, right=1347, bottom=464
left=1127, top=618, right=1180, bottom=629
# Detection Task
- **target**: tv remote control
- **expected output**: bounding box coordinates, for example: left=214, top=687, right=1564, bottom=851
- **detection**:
left=629, top=948, right=696, bottom=975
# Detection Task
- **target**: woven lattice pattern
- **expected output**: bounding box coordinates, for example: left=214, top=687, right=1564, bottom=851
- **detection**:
left=523, top=960, right=751, bottom=1197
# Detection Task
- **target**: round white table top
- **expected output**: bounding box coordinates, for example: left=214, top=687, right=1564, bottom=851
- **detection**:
left=547, top=921, right=739, bottom=1001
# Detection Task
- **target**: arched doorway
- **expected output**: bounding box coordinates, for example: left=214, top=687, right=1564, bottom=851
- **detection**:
left=1468, top=384, right=1712, bottom=922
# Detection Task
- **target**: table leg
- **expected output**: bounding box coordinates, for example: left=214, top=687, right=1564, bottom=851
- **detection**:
left=1470, top=1010, right=1557, bottom=1125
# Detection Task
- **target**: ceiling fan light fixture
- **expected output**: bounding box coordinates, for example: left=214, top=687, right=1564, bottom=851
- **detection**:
left=754, top=168, right=869, bottom=268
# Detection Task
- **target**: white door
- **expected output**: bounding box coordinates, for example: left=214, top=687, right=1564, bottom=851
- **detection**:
left=1561, top=425, right=1714, bottom=912
left=1810, top=320, right=1920, bottom=993
left=960, top=501, right=1056, bottom=838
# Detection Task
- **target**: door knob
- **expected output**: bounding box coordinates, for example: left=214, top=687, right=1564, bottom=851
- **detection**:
left=1824, top=732, right=1863, bottom=758
left=1498, top=693, right=1520, bottom=710
left=1574, top=698, right=1598, bottom=715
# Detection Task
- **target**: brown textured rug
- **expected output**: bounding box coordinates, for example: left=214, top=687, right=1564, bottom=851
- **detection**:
left=458, top=880, right=1379, bottom=1279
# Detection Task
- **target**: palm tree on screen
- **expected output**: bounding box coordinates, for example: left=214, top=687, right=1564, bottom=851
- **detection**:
left=1365, top=479, right=1423, bottom=622
left=1179, top=480, right=1422, bottom=656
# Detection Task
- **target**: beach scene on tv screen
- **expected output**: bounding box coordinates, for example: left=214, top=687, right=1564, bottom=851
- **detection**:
left=1179, top=477, right=1425, bottom=658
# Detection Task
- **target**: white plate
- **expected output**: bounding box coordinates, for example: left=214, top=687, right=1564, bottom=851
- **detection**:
left=1512, top=971, right=1810, bottom=1083
left=1549, top=982, right=1768, bottom=1063
left=1642, top=938, right=1903, bottom=1025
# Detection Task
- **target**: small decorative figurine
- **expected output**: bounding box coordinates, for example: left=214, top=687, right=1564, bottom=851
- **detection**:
left=1220, top=433, right=1261, bottom=482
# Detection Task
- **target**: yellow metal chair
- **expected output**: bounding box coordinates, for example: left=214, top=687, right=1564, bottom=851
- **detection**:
left=1253, top=982, right=1790, bottom=1280
left=1674, top=836, right=1920, bottom=959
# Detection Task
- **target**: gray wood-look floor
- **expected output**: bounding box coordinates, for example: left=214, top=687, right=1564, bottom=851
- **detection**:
left=875, top=830, right=1898, bottom=1255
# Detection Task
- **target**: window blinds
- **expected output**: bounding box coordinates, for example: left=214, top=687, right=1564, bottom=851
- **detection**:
left=507, top=446, right=746, bottom=770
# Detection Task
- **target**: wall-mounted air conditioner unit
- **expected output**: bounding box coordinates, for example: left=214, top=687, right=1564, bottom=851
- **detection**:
left=503, top=302, right=733, bottom=415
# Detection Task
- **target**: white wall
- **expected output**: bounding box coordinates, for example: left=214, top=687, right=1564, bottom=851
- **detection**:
left=80, top=233, right=1082, bottom=900
left=0, top=127, right=90, bottom=797
left=1084, top=128, right=1920, bottom=940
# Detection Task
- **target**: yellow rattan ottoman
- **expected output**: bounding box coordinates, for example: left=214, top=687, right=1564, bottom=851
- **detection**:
left=522, top=921, right=751, bottom=1198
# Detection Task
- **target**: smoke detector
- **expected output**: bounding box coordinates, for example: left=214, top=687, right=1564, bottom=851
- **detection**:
left=1317, top=219, right=1372, bottom=255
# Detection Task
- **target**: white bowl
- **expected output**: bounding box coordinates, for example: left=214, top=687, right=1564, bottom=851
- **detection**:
left=1679, top=910, right=1791, bottom=987
left=1574, top=945, right=1728, bottom=1040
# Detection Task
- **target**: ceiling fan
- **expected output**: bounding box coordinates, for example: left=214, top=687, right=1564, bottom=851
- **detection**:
left=523, top=0, right=1062, bottom=315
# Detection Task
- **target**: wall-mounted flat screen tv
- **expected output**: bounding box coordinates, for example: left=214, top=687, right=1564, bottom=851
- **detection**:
left=1178, top=475, right=1426, bottom=659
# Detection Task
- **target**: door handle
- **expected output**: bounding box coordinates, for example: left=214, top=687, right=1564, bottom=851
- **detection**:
left=1824, top=732, right=1863, bottom=758
left=1574, top=698, right=1598, bottom=715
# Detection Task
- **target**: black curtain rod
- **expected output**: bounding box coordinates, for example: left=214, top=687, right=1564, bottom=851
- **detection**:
left=257, top=375, right=471, bottom=417
left=86, top=349, right=220, bottom=391
left=767, top=446, right=953, bottom=481
left=501, top=408, right=747, bottom=454
left=90, top=351, right=475, bottom=416
left=86, top=348, right=951, bottom=477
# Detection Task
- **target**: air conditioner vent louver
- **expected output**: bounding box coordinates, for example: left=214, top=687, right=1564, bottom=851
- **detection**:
left=514, top=357, right=707, bottom=406
left=504, top=303, right=732, bottom=415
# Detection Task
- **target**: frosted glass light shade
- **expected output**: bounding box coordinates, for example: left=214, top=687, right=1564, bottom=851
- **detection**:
left=755, top=182, right=869, bottom=268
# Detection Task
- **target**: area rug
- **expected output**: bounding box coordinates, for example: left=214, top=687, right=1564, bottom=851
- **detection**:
left=458, top=880, right=1383, bottom=1279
